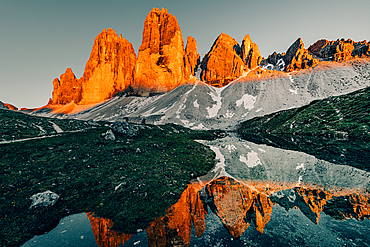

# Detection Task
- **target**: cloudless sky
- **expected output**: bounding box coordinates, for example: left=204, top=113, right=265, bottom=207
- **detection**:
left=1, top=0, right=369, bottom=108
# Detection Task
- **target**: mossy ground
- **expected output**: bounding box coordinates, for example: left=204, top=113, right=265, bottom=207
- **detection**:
left=0, top=109, right=222, bottom=247
left=237, top=86, right=370, bottom=170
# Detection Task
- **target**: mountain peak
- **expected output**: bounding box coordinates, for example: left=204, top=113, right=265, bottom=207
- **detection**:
left=132, top=7, right=190, bottom=95
left=200, top=33, right=244, bottom=87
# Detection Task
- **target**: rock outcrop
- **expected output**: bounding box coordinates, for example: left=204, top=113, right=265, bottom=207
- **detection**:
left=308, top=38, right=370, bottom=62
left=51, top=68, right=82, bottom=105
left=240, top=34, right=262, bottom=70
left=0, top=101, right=5, bottom=109
left=284, top=38, right=319, bottom=72
left=200, top=33, right=245, bottom=87
left=79, top=28, right=137, bottom=104
left=132, top=8, right=190, bottom=95
left=185, top=36, right=200, bottom=76
left=51, top=28, right=136, bottom=105
left=2, top=102, right=18, bottom=111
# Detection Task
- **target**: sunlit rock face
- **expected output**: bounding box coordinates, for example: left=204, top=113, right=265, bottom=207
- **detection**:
left=260, top=37, right=320, bottom=72
left=79, top=28, right=137, bottom=104
left=86, top=212, right=131, bottom=247
left=2, top=102, right=18, bottom=111
left=185, top=36, right=200, bottom=76
left=200, top=33, right=245, bottom=87
left=51, top=28, right=136, bottom=105
left=308, top=39, right=370, bottom=62
left=51, top=68, right=82, bottom=105
left=284, top=38, right=319, bottom=72
left=240, top=34, right=262, bottom=70
left=132, top=8, right=190, bottom=95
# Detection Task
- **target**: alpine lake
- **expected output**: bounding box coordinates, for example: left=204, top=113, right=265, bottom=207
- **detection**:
left=1, top=109, right=369, bottom=247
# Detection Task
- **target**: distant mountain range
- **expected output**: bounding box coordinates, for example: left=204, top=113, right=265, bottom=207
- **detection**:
left=3, top=7, right=370, bottom=131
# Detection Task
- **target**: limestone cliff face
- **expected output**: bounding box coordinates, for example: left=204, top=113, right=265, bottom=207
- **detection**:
left=308, top=38, right=370, bottom=62
left=51, top=29, right=136, bottom=105
left=51, top=68, right=82, bottom=105
left=185, top=36, right=200, bottom=76
left=284, top=38, right=319, bottom=72
left=132, top=8, right=189, bottom=95
left=201, top=33, right=245, bottom=87
left=241, top=34, right=262, bottom=70
left=79, top=28, right=136, bottom=104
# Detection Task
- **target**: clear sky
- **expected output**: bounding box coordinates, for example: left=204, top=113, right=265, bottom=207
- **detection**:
left=1, top=0, right=369, bottom=108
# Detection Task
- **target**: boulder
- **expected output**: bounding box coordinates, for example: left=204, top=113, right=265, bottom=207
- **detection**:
left=111, top=121, right=139, bottom=137
left=104, top=129, right=116, bottom=141
left=29, top=190, right=60, bottom=209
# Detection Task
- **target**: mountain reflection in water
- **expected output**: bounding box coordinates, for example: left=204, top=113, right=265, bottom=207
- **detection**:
left=25, top=134, right=370, bottom=246
left=87, top=177, right=370, bottom=247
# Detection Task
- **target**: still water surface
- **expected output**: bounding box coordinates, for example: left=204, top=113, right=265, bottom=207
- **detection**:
left=23, top=134, right=370, bottom=246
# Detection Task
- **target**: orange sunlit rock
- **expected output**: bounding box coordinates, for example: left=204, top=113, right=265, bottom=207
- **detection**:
left=51, top=68, right=82, bottom=105
left=200, top=33, right=245, bottom=87
left=308, top=39, right=370, bottom=62
left=50, top=29, right=136, bottom=105
left=185, top=36, right=200, bottom=77
left=86, top=212, right=132, bottom=247
left=79, top=28, right=137, bottom=104
left=284, top=38, right=319, bottom=72
left=241, top=34, right=262, bottom=70
left=2, top=103, right=18, bottom=111
left=132, top=8, right=190, bottom=95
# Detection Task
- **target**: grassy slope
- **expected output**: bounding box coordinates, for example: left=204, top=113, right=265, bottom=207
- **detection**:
left=237, top=86, right=370, bottom=170
left=0, top=109, right=222, bottom=247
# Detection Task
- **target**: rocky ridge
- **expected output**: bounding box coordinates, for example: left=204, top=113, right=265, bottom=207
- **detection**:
left=46, top=8, right=370, bottom=109
left=261, top=38, right=370, bottom=72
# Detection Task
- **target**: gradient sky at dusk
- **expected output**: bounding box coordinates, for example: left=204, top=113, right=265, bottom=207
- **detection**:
left=1, top=0, right=369, bottom=108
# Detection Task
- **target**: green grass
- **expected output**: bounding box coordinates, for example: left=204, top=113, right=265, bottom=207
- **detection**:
left=0, top=110, right=221, bottom=247
left=237, top=86, right=370, bottom=170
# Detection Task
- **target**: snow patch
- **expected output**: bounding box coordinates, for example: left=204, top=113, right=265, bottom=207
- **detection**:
left=193, top=99, right=199, bottom=108
left=225, top=144, right=237, bottom=153
left=239, top=150, right=261, bottom=168
left=236, top=94, right=257, bottom=110
left=210, top=146, right=226, bottom=172
left=258, top=148, right=266, bottom=153
left=289, top=88, right=298, bottom=94
left=206, top=91, right=222, bottom=118
left=191, top=123, right=208, bottom=130
left=255, top=108, right=263, bottom=113
left=296, top=163, right=305, bottom=170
